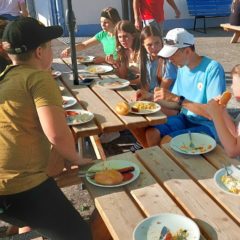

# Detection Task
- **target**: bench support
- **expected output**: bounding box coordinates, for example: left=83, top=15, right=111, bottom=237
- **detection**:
left=194, top=16, right=206, bottom=33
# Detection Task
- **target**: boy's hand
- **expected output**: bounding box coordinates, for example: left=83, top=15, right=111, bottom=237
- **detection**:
left=154, top=87, right=177, bottom=102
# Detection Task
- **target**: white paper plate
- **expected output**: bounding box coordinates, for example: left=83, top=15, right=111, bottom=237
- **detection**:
left=214, top=165, right=240, bottom=196
left=129, top=101, right=161, bottom=115
left=85, top=64, right=113, bottom=74
left=65, top=109, right=94, bottom=126
left=170, top=133, right=216, bottom=155
left=86, top=160, right=140, bottom=188
left=77, top=55, right=95, bottom=64
left=62, top=96, right=77, bottom=109
left=133, top=213, right=200, bottom=240
left=97, top=78, right=130, bottom=90
left=52, top=70, right=62, bottom=79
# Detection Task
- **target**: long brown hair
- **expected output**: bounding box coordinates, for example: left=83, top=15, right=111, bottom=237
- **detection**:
left=114, top=20, right=140, bottom=64
left=140, top=25, right=163, bottom=90
left=100, top=7, right=121, bottom=25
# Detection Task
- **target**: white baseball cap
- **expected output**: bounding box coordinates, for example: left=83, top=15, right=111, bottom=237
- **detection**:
left=158, top=28, right=195, bottom=58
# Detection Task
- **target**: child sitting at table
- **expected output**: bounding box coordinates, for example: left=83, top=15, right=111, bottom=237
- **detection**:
left=106, top=20, right=140, bottom=86
left=133, top=25, right=177, bottom=102
left=0, top=17, right=93, bottom=239
left=61, top=7, right=121, bottom=63
left=130, top=25, right=178, bottom=152
left=206, top=64, right=240, bottom=158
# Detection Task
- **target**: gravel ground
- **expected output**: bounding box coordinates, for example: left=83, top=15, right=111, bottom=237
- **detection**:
left=1, top=27, right=240, bottom=238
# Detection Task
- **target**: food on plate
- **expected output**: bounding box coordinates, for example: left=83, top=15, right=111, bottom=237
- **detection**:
left=131, top=101, right=157, bottom=112
left=219, top=91, right=232, bottom=105
left=90, top=166, right=135, bottom=185
left=106, top=80, right=124, bottom=86
left=65, top=111, right=92, bottom=125
left=179, top=144, right=212, bottom=153
left=221, top=175, right=240, bottom=195
left=161, top=227, right=189, bottom=240
left=65, top=110, right=78, bottom=117
left=94, top=169, right=124, bottom=185
left=115, top=101, right=130, bottom=115
left=88, top=66, right=104, bottom=74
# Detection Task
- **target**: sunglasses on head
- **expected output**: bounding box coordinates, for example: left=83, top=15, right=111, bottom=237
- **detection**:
left=163, top=39, right=192, bottom=46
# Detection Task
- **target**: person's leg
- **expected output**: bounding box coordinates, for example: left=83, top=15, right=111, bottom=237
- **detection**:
left=130, top=127, right=149, bottom=148
left=0, top=178, right=92, bottom=240
left=145, top=114, right=187, bottom=147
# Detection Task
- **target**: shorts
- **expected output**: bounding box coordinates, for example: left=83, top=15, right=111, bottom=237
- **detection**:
left=152, top=113, right=215, bottom=139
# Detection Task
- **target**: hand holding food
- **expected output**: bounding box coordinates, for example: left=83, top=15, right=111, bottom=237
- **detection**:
left=115, top=101, right=130, bottom=115
left=219, top=91, right=232, bottom=105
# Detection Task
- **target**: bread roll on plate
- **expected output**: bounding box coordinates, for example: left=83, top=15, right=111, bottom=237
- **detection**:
left=219, top=91, right=232, bottom=105
left=94, top=169, right=123, bottom=185
left=115, top=101, right=130, bottom=115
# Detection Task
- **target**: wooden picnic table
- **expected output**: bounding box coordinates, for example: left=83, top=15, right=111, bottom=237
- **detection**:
left=52, top=57, right=167, bottom=160
left=82, top=145, right=240, bottom=240
left=220, top=23, right=240, bottom=43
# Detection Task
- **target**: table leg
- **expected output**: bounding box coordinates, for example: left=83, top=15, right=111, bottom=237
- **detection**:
left=77, top=137, right=83, bottom=158
left=230, top=31, right=240, bottom=43
left=89, top=209, right=113, bottom=240
left=89, top=135, right=107, bottom=160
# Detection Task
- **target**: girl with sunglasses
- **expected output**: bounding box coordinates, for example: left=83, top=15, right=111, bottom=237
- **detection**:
left=61, top=7, right=121, bottom=64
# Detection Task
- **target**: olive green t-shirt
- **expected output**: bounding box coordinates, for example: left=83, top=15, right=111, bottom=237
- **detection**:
left=0, top=65, right=63, bottom=195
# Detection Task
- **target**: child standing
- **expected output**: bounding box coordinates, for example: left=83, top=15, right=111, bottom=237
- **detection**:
left=0, top=17, right=92, bottom=239
left=206, top=64, right=240, bottom=157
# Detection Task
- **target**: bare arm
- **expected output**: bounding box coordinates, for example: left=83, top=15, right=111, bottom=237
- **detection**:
left=154, top=88, right=211, bottom=118
left=61, top=37, right=99, bottom=57
left=133, top=0, right=142, bottom=30
left=19, top=2, right=28, bottom=16
left=37, top=105, right=91, bottom=165
left=166, top=0, right=181, bottom=18
left=206, top=99, right=240, bottom=157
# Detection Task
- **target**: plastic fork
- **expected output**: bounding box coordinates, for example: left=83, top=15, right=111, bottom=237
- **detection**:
left=223, top=164, right=231, bottom=176
left=188, top=130, right=195, bottom=148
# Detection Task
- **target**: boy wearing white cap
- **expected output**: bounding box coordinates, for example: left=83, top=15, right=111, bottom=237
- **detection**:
left=132, top=28, right=226, bottom=148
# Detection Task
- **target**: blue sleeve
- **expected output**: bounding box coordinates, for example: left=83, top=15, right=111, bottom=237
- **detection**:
left=163, top=61, right=178, bottom=91
left=206, top=61, right=226, bottom=101
left=163, top=61, right=177, bottom=81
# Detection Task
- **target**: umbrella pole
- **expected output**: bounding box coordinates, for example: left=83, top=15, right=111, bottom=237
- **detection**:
left=66, top=0, right=79, bottom=85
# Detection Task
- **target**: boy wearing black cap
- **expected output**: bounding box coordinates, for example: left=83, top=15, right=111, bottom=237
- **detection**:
left=0, top=17, right=92, bottom=240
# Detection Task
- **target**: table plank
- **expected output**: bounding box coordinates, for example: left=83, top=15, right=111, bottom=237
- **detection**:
left=91, top=81, right=149, bottom=129
left=100, top=75, right=167, bottom=126
left=162, top=143, right=240, bottom=224
left=137, top=146, right=240, bottom=240
left=52, top=60, right=100, bottom=137
left=95, top=191, right=144, bottom=240
left=52, top=59, right=125, bottom=133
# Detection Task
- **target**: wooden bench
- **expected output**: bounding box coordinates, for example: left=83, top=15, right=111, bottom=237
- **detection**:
left=220, top=23, right=240, bottom=43
left=186, top=0, right=232, bottom=33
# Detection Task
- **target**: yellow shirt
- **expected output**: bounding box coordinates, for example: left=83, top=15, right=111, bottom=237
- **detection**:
left=0, top=65, right=63, bottom=195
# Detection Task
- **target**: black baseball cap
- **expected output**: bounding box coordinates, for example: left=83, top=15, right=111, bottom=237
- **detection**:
left=2, top=17, right=63, bottom=54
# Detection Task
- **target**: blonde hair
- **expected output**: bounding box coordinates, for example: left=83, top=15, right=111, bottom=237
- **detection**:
left=231, top=64, right=240, bottom=77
